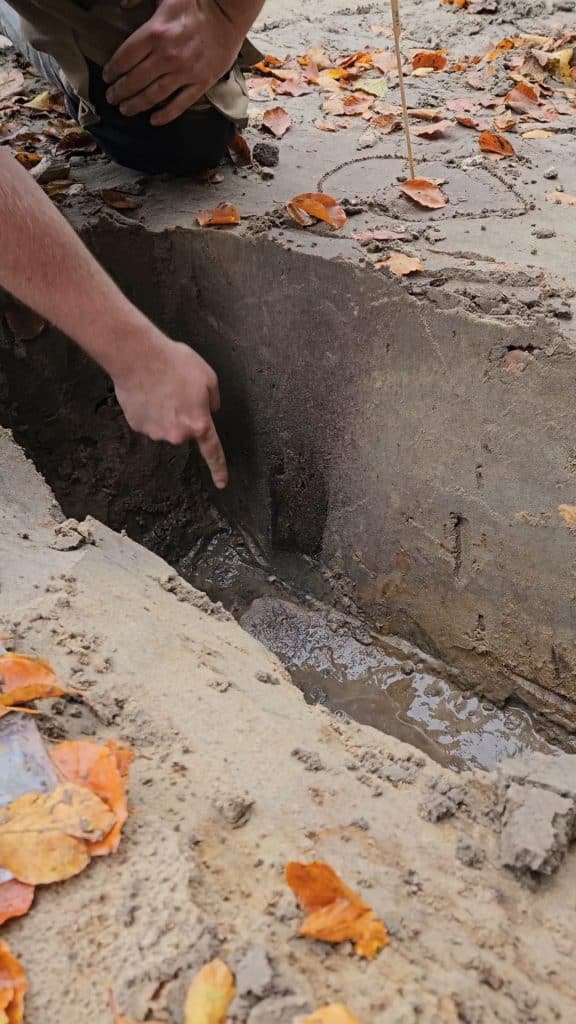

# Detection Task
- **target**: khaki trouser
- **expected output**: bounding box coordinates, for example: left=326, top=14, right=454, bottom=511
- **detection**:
left=0, top=0, right=258, bottom=174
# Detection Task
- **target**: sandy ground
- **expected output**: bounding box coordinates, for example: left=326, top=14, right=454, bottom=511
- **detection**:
left=1, top=433, right=576, bottom=1024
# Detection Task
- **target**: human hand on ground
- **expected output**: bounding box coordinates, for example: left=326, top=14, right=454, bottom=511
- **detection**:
left=114, top=334, right=228, bottom=489
left=103, top=0, right=245, bottom=126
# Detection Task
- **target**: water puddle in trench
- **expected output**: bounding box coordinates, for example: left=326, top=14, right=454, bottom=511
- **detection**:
left=178, top=529, right=567, bottom=773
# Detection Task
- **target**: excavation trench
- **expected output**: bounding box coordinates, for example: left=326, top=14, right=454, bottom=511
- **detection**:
left=1, top=220, right=575, bottom=769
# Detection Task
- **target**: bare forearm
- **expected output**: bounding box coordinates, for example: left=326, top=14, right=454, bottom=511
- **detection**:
left=0, top=149, right=155, bottom=380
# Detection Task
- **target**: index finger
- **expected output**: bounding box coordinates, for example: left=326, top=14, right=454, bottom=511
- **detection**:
left=197, top=419, right=228, bottom=490
left=103, top=27, right=153, bottom=84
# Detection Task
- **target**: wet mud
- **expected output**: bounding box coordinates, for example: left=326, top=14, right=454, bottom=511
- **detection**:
left=182, top=528, right=569, bottom=772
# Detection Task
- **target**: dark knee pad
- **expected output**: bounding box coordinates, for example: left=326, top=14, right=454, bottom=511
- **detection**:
left=68, top=60, right=235, bottom=175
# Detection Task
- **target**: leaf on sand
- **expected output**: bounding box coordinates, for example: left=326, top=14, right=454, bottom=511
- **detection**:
left=0, top=69, right=24, bottom=103
left=504, top=82, right=557, bottom=122
left=0, top=941, right=27, bottom=1024
left=400, top=178, right=448, bottom=209
left=352, top=229, right=409, bottom=242
left=0, top=881, right=35, bottom=927
left=262, top=106, right=292, bottom=138
left=381, top=252, right=424, bottom=276
left=0, top=652, right=67, bottom=707
left=3, top=304, right=46, bottom=341
left=285, top=861, right=389, bottom=959
left=547, top=191, right=576, bottom=206
left=411, top=51, right=448, bottom=71
left=50, top=740, right=133, bottom=856
left=559, top=505, right=576, bottom=526
left=228, top=132, right=252, bottom=166
left=275, top=77, right=314, bottom=97
left=0, top=783, right=115, bottom=885
left=522, top=128, right=554, bottom=139
left=287, top=193, right=346, bottom=229
left=408, top=107, right=445, bottom=120
left=412, top=119, right=453, bottom=138
left=22, top=90, right=61, bottom=110
left=314, top=119, right=338, bottom=132
left=197, top=204, right=241, bottom=227
left=14, top=152, right=42, bottom=170
left=184, top=959, right=236, bottom=1024
left=100, top=189, right=142, bottom=211
left=302, top=1007, right=359, bottom=1024
left=479, top=130, right=515, bottom=156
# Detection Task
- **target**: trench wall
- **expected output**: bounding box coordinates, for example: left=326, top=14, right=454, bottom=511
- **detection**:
left=1, top=223, right=575, bottom=722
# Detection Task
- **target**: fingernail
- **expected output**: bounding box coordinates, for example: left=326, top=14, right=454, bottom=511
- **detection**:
left=119, top=103, right=129, bottom=115
left=106, top=88, right=115, bottom=103
left=102, top=66, right=111, bottom=83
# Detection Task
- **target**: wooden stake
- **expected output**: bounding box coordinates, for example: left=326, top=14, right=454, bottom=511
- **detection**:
left=390, top=0, right=416, bottom=180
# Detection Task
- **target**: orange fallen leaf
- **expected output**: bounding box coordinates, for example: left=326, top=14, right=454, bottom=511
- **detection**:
left=547, top=192, right=576, bottom=205
left=408, top=107, right=445, bottom=120
left=412, top=119, right=453, bottom=138
left=14, top=152, right=42, bottom=170
left=339, top=51, right=374, bottom=70
left=0, top=652, right=67, bottom=707
left=456, top=114, right=481, bottom=128
left=343, top=94, right=374, bottom=116
left=400, top=178, right=448, bottom=209
left=302, top=1007, right=359, bottom=1024
left=412, top=51, right=448, bottom=71
left=0, top=783, right=115, bottom=885
left=0, top=880, right=35, bottom=926
left=196, top=204, right=241, bottom=227
left=287, top=193, right=346, bottom=229
left=184, top=959, right=236, bottom=1024
left=479, top=130, right=515, bottom=156
left=286, top=861, right=389, bottom=959
left=372, top=113, right=401, bottom=133
left=381, top=252, right=424, bottom=276
left=262, top=106, right=292, bottom=138
left=493, top=111, right=517, bottom=132
left=228, top=132, right=252, bottom=166
left=314, top=119, right=338, bottom=132
left=275, top=77, right=314, bottom=97
left=505, top=82, right=557, bottom=122
left=486, top=37, right=516, bottom=62
left=50, top=740, right=133, bottom=856
left=100, top=189, right=142, bottom=211
left=56, top=128, right=97, bottom=152
left=0, top=941, right=27, bottom=1024
left=559, top=505, right=576, bottom=525
left=3, top=304, right=46, bottom=341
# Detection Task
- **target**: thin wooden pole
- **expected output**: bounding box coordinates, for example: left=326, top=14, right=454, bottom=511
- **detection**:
left=390, top=0, right=416, bottom=180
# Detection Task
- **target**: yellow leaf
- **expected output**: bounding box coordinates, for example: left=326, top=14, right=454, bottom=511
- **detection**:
left=302, top=1007, right=360, bottom=1024
left=184, top=960, right=236, bottom=1024
left=558, top=504, right=576, bottom=526
left=0, top=652, right=66, bottom=707
left=0, top=783, right=115, bottom=885
left=381, top=253, right=424, bottom=276
left=521, top=129, right=554, bottom=139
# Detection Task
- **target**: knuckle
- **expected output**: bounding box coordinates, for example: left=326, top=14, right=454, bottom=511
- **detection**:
left=190, top=419, right=210, bottom=439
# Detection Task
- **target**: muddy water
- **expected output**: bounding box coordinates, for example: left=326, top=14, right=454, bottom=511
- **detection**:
left=179, top=529, right=565, bottom=772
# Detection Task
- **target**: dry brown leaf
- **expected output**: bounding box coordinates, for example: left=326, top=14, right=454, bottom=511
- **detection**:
left=0, top=941, right=27, bottom=1024
left=558, top=504, right=576, bottom=525
left=521, top=128, right=554, bottom=138
left=0, top=652, right=67, bottom=707
left=22, top=90, right=62, bottom=110
left=286, top=861, right=389, bottom=959
left=3, top=304, right=46, bottom=341
left=479, top=130, right=515, bottom=156
left=287, top=193, right=346, bottom=229
left=372, top=113, right=401, bottom=132
left=50, top=739, right=133, bottom=856
left=486, top=38, right=516, bottom=62
left=547, top=191, right=576, bottom=205
left=275, top=77, right=314, bottom=97
left=0, top=880, right=35, bottom=927
left=262, top=106, right=292, bottom=138
left=300, top=46, right=334, bottom=70
left=302, top=1007, right=359, bottom=1024
left=56, top=128, right=97, bottom=152
left=400, top=177, right=448, bottom=209
left=339, top=51, right=373, bottom=69
left=247, top=77, right=277, bottom=102
left=196, top=204, right=241, bottom=227
left=14, top=152, right=42, bottom=170
left=505, top=82, right=557, bottom=121
left=412, top=119, right=453, bottom=137
left=381, top=252, right=424, bottom=275
left=228, top=132, right=252, bottom=166
left=0, top=783, right=115, bottom=885
left=100, top=189, right=142, bottom=211
left=456, top=114, right=480, bottom=128
left=408, top=107, right=445, bottom=120
left=412, top=51, right=448, bottom=72
left=314, top=119, right=338, bottom=132
left=447, top=97, right=477, bottom=112
left=184, top=960, right=236, bottom=1024
left=343, top=94, right=374, bottom=116
left=493, top=111, right=518, bottom=131
left=373, top=49, right=401, bottom=74
left=0, top=69, right=24, bottom=103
